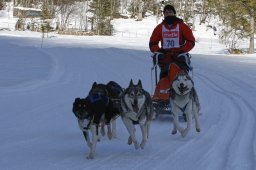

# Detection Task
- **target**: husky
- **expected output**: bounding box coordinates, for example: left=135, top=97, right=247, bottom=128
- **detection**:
left=170, top=72, right=201, bottom=137
left=72, top=81, right=123, bottom=159
left=121, top=80, right=153, bottom=149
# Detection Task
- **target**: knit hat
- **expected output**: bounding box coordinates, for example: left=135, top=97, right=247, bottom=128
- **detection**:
left=163, top=5, right=176, bottom=14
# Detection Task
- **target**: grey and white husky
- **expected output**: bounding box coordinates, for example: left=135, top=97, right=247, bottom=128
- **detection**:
left=121, top=80, right=153, bottom=149
left=170, top=72, right=201, bottom=137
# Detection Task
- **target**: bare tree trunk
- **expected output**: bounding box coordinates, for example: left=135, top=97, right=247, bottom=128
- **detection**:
left=96, top=0, right=100, bottom=35
left=91, top=17, right=94, bottom=31
left=191, top=0, right=196, bottom=31
left=248, top=9, right=254, bottom=54
left=183, top=0, right=189, bottom=22
left=199, top=0, right=206, bottom=25
left=137, top=0, right=143, bottom=21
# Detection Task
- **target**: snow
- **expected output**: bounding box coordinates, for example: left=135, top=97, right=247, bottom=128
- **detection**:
left=1, top=8, right=256, bottom=170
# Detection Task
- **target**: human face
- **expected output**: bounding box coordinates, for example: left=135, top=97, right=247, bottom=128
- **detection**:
left=164, top=10, right=175, bottom=17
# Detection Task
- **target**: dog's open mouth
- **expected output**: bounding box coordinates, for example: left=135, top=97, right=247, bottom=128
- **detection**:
left=132, top=103, right=139, bottom=113
left=178, top=86, right=189, bottom=94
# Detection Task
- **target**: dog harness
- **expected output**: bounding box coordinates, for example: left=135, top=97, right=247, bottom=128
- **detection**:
left=88, top=93, right=109, bottom=106
left=172, top=89, right=194, bottom=114
left=178, top=102, right=189, bottom=113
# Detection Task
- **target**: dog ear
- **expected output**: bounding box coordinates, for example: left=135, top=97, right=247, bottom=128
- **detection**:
left=75, top=97, right=80, bottom=102
left=92, top=82, right=97, bottom=87
left=138, top=80, right=142, bottom=88
left=129, top=79, right=134, bottom=87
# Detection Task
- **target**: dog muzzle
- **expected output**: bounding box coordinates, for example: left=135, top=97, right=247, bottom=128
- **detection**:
left=132, top=103, right=139, bottom=113
left=178, top=85, right=189, bottom=94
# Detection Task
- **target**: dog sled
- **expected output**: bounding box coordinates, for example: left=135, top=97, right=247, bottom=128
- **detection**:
left=150, top=52, right=193, bottom=120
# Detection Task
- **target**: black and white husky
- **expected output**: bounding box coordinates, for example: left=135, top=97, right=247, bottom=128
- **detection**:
left=121, top=80, right=153, bottom=149
left=72, top=81, right=123, bottom=159
left=170, top=72, right=201, bottom=137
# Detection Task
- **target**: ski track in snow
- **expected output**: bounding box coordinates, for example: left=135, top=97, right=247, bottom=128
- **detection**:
left=196, top=70, right=256, bottom=170
left=47, top=48, right=256, bottom=170
left=1, top=36, right=256, bottom=170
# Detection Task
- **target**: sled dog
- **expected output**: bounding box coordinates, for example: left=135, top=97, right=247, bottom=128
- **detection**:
left=170, top=72, right=201, bottom=137
left=72, top=81, right=123, bottom=159
left=121, top=80, right=153, bottom=149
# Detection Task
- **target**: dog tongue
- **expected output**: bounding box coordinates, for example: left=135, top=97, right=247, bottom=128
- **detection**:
left=132, top=104, right=139, bottom=113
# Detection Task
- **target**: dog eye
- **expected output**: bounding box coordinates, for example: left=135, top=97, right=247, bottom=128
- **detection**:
left=129, top=92, right=134, bottom=97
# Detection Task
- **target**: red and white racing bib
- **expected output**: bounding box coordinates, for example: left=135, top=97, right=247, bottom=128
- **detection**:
left=162, top=24, right=180, bottom=49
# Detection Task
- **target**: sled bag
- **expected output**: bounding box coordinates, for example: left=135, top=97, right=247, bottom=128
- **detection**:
left=152, top=63, right=183, bottom=101
left=152, top=76, right=170, bottom=101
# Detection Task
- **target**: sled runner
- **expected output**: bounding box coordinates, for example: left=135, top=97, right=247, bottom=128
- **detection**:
left=151, top=52, right=193, bottom=119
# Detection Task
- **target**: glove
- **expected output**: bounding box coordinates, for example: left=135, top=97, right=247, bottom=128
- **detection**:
left=176, top=52, right=191, bottom=63
left=152, top=52, right=165, bottom=65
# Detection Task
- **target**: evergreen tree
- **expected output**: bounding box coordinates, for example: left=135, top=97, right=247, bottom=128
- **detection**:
left=41, top=1, right=52, bottom=20
left=41, top=1, right=52, bottom=35
left=0, top=0, right=4, bottom=10
left=206, top=0, right=255, bottom=53
left=89, top=0, right=120, bottom=35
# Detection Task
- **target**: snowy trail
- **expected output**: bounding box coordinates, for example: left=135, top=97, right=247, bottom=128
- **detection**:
left=1, top=36, right=256, bottom=170
left=197, top=72, right=256, bottom=170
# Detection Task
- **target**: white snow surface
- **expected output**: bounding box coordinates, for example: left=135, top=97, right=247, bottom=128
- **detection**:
left=1, top=12, right=256, bottom=170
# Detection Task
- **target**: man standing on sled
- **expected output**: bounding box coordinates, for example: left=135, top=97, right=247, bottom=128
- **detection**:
left=149, top=4, right=195, bottom=101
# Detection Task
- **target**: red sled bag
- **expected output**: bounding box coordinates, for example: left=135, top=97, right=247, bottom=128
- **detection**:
left=152, top=63, right=183, bottom=101
left=152, top=76, right=170, bottom=101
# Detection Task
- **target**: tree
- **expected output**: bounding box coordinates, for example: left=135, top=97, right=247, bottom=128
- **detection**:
left=41, top=1, right=52, bottom=20
left=89, top=0, right=119, bottom=35
left=224, top=0, right=255, bottom=53
left=55, top=0, right=77, bottom=31
left=0, top=0, right=4, bottom=10
left=206, top=0, right=255, bottom=54
left=241, top=0, right=256, bottom=54
left=128, top=0, right=159, bottom=20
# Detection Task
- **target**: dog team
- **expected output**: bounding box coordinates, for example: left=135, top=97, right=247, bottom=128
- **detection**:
left=72, top=76, right=201, bottom=159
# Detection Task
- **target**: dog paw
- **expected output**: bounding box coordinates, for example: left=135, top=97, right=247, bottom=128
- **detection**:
left=181, top=129, right=189, bottom=137
left=134, top=141, right=140, bottom=150
left=196, top=128, right=201, bottom=132
left=140, top=140, right=146, bottom=149
left=171, top=129, right=177, bottom=135
left=128, top=136, right=132, bottom=145
left=86, top=153, right=95, bottom=159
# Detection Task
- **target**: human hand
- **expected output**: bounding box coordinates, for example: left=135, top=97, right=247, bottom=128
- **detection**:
left=152, top=52, right=165, bottom=65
